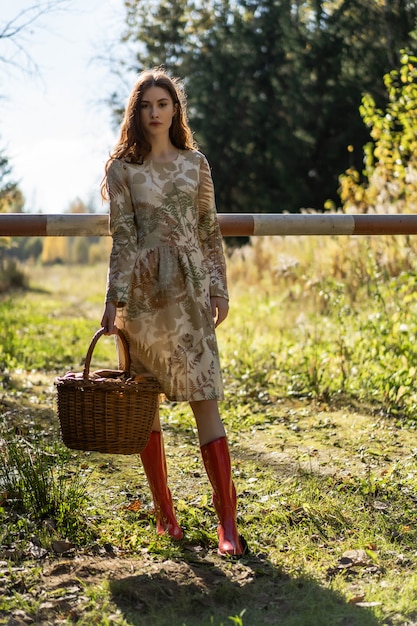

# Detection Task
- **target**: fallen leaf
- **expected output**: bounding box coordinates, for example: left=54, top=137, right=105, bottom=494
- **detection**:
left=122, top=499, right=142, bottom=512
left=51, top=540, right=76, bottom=554
left=349, top=594, right=366, bottom=604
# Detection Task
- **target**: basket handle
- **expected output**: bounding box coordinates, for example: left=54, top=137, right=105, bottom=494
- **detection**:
left=82, top=328, right=131, bottom=380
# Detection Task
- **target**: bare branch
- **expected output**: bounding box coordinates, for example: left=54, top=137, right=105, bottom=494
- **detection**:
left=0, top=1, right=70, bottom=39
left=0, top=1, right=71, bottom=77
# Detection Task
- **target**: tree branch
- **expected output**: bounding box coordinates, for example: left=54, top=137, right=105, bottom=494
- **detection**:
left=0, top=1, right=71, bottom=76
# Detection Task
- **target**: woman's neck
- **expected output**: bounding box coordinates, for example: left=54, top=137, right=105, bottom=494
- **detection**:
left=149, top=138, right=178, bottom=163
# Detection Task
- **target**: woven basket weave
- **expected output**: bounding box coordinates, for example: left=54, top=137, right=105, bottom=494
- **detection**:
left=55, top=328, right=161, bottom=455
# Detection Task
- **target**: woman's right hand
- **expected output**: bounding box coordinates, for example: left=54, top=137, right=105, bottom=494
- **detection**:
left=101, top=302, right=118, bottom=335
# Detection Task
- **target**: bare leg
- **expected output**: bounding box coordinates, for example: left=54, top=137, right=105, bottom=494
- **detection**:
left=189, top=399, right=226, bottom=446
left=150, top=405, right=162, bottom=432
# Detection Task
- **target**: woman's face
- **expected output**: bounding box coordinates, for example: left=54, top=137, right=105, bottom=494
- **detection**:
left=140, top=86, right=177, bottom=139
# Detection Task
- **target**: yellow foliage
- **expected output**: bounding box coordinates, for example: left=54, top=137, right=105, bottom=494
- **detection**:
left=41, top=237, right=70, bottom=264
left=88, top=239, right=112, bottom=264
left=339, top=53, right=417, bottom=214
left=0, top=188, right=25, bottom=214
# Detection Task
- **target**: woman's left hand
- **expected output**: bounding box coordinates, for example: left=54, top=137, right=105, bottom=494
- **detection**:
left=101, top=301, right=118, bottom=335
left=210, top=296, right=229, bottom=328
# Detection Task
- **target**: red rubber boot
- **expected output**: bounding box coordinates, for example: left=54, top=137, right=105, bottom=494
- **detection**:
left=200, top=436, right=244, bottom=556
left=140, top=431, right=183, bottom=540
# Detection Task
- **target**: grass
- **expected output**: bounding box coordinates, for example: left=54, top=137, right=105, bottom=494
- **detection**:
left=0, top=434, right=91, bottom=545
left=1, top=235, right=417, bottom=624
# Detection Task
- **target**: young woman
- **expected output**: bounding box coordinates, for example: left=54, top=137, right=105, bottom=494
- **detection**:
left=100, top=68, right=244, bottom=556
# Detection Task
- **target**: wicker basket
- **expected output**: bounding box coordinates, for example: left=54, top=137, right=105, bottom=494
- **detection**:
left=55, top=328, right=161, bottom=455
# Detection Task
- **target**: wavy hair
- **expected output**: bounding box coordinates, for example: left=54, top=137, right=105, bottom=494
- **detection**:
left=101, top=68, right=197, bottom=199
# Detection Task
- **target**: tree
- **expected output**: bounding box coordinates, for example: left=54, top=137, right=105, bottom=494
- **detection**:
left=107, top=0, right=417, bottom=214
left=339, top=51, right=417, bottom=213
left=188, top=0, right=307, bottom=213
left=0, top=147, right=22, bottom=213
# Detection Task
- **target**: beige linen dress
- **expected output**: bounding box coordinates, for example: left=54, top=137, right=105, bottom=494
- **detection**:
left=105, top=149, right=228, bottom=402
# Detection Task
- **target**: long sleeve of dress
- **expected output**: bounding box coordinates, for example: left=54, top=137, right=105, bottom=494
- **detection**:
left=197, top=156, right=229, bottom=301
left=105, top=159, right=137, bottom=306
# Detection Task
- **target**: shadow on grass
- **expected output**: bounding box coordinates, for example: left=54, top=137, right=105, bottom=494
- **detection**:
left=108, top=551, right=380, bottom=626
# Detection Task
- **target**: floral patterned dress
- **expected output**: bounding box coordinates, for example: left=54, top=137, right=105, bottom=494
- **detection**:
left=105, top=149, right=229, bottom=402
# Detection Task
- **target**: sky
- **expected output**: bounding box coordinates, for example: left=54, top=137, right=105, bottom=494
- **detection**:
left=1, top=0, right=131, bottom=214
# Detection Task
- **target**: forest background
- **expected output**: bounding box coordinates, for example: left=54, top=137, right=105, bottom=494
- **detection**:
left=1, top=0, right=417, bottom=267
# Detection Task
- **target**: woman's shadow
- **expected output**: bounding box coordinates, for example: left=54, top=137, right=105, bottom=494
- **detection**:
left=108, top=547, right=380, bottom=626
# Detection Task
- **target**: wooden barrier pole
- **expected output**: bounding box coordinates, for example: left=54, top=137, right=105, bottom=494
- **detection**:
left=0, top=214, right=109, bottom=237
left=2, top=213, right=417, bottom=237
